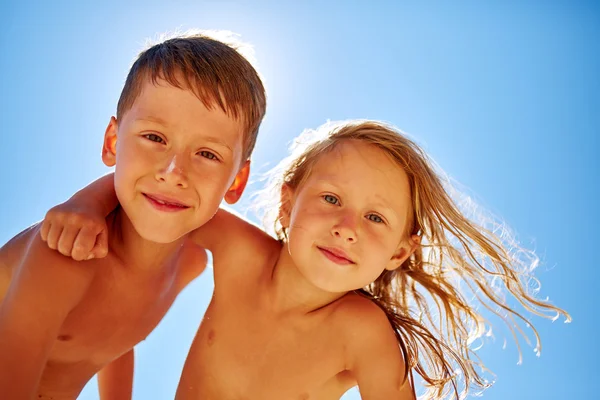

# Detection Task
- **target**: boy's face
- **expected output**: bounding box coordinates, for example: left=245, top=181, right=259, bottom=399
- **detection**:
left=102, top=77, right=249, bottom=243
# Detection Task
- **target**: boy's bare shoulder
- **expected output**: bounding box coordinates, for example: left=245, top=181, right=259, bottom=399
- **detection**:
left=0, top=224, right=38, bottom=298
left=0, top=223, right=97, bottom=303
left=0, top=223, right=39, bottom=267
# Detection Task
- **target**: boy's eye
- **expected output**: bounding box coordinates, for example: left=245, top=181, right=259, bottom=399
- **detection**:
left=367, top=214, right=384, bottom=223
left=323, top=194, right=339, bottom=205
left=144, top=133, right=164, bottom=143
left=199, top=150, right=218, bottom=160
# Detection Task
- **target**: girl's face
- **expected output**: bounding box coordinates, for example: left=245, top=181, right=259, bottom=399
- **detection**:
left=282, top=140, right=419, bottom=293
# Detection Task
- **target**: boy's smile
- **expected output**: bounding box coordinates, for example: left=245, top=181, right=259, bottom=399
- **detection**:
left=102, top=77, right=248, bottom=243
left=142, top=192, right=191, bottom=212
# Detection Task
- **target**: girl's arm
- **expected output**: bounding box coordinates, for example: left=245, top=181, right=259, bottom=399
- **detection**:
left=39, top=173, right=279, bottom=267
left=343, top=300, right=416, bottom=400
left=188, top=206, right=271, bottom=254
left=186, top=206, right=280, bottom=277
left=40, top=173, right=117, bottom=260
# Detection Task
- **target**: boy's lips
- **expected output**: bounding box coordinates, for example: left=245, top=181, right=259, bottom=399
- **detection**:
left=317, top=246, right=355, bottom=265
left=143, top=193, right=191, bottom=212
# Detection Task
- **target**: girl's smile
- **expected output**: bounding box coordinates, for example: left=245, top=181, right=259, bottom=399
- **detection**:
left=316, top=246, right=355, bottom=265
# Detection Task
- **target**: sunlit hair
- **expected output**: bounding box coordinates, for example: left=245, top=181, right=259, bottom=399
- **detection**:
left=117, top=30, right=266, bottom=161
left=260, top=120, right=570, bottom=399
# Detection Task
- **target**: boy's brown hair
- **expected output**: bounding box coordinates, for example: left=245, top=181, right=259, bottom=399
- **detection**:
left=116, top=31, right=266, bottom=161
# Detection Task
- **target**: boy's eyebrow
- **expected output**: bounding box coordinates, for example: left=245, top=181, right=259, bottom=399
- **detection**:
left=202, top=136, right=233, bottom=153
left=135, top=117, right=233, bottom=153
left=135, top=116, right=170, bottom=126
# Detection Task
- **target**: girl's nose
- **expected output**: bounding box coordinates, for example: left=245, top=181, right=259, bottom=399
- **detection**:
left=331, top=216, right=358, bottom=243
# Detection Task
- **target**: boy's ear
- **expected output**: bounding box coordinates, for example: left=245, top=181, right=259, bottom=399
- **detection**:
left=278, top=184, right=293, bottom=229
left=385, top=234, right=421, bottom=271
left=224, top=160, right=250, bottom=204
left=102, top=117, right=118, bottom=167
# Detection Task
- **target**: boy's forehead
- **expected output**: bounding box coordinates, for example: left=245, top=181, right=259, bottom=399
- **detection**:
left=131, top=78, right=218, bottom=118
left=124, top=79, right=245, bottom=153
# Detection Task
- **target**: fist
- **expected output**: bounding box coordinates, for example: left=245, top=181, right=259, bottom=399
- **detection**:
left=40, top=203, right=109, bottom=261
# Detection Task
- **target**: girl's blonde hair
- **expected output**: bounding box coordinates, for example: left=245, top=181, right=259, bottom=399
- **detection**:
left=260, top=120, right=570, bottom=399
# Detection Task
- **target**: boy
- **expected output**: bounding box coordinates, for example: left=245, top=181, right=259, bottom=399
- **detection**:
left=0, top=32, right=266, bottom=399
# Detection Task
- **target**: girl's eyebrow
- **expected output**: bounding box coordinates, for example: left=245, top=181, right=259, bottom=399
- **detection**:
left=312, top=174, right=348, bottom=185
left=371, top=199, right=396, bottom=215
left=312, top=178, right=402, bottom=219
left=368, top=199, right=399, bottom=221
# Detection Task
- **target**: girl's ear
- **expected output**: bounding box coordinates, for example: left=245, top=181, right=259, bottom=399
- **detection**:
left=385, top=234, right=421, bottom=271
left=278, top=184, right=294, bottom=229
left=102, top=117, right=118, bottom=167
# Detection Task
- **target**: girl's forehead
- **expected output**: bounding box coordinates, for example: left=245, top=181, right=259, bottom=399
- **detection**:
left=307, top=140, right=412, bottom=204
left=313, top=140, right=402, bottom=177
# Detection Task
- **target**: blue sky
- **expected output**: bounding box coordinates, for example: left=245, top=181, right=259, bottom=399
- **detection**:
left=1, top=1, right=598, bottom=399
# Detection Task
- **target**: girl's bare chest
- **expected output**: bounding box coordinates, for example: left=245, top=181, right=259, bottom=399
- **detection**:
left=187, top=295, right=347, bottom=399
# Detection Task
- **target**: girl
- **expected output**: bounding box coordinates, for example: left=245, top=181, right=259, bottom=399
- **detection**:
left=42, top=120, right=569, bottom=399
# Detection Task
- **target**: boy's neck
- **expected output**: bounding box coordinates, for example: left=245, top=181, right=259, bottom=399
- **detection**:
left=266, top=244, right=347, bottom=315
left=108, top=207, right=185, bottom=271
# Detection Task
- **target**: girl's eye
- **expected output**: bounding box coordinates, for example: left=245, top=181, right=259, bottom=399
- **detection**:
left=367, top=214, right=384, bottom=224
left=144, top=133, right=164, bottom=143
left=323, top=194, right=339, bottom=205
left=199, top=150, right=218, bottom=161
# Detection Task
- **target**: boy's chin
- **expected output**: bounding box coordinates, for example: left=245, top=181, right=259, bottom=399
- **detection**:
left=142, top=231, right=187, bottom=244
left=133, top=222, right=191, bottom=244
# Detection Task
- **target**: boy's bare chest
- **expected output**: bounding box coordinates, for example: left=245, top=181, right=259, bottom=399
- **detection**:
left=178, top=290, right=351, bottom=400
left=49, top=256, right=182, bottom=367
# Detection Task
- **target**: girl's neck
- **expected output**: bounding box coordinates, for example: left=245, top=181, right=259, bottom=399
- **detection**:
left=108, top=207, right=185, bottom=272
left=266, top=242, right=348, bottom=315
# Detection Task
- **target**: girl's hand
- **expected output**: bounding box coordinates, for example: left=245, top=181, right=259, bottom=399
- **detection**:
left=40, top=202, right=109, bottom=261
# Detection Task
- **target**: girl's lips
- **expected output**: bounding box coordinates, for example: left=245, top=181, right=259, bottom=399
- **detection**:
left=143, top=193, right=190, bottom=212
left=317, top=246, right=355, bottom=265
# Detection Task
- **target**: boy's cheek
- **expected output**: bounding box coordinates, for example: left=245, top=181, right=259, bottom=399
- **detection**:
left=191, top=171, right=230, bottom=196
left=117, top=151, right=153, bottom=175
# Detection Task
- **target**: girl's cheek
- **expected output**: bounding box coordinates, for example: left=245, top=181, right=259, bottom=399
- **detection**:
left=309, top=207, right=330, bottom=220
left=365, top=232, right=390, bottom=252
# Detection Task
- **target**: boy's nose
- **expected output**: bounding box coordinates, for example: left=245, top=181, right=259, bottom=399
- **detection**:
left=155, top=154, right=189, bottom=188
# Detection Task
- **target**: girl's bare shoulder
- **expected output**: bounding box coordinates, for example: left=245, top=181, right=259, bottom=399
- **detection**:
left=330, top=292, right=395, bottom=339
